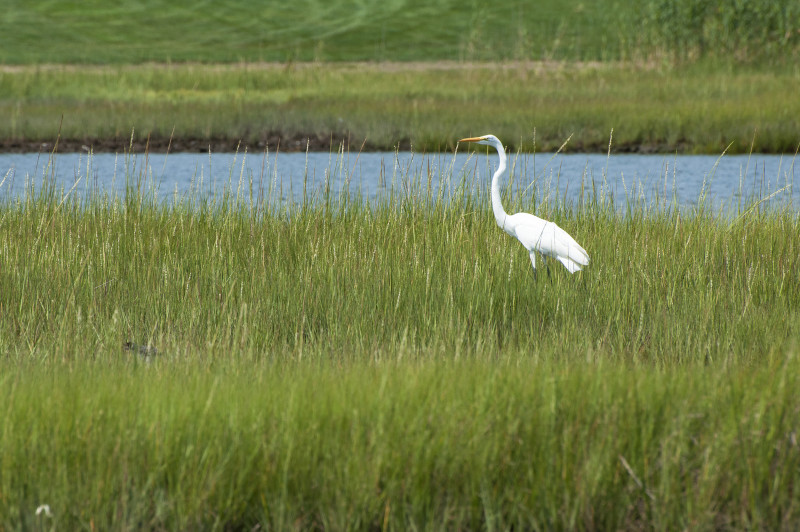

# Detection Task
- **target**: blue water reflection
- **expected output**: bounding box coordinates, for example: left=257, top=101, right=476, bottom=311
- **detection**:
left=0, top=149, right=796, bottom=211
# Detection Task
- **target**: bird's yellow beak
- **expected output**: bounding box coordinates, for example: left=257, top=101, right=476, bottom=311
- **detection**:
left=459, top=136, right=486, bottom=143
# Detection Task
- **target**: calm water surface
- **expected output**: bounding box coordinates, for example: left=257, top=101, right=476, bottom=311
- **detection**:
left=0, top=150, right=796, bottom=211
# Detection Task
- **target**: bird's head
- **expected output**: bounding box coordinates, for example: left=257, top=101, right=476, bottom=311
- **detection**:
left=459, top=134, right=502, bottom=148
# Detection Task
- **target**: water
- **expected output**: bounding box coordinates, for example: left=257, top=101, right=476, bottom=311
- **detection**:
left=0, top=149, right=796, bottom=211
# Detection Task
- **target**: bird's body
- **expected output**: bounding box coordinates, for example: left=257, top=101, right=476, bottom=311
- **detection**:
left=460, top=134, right=589, bottom=274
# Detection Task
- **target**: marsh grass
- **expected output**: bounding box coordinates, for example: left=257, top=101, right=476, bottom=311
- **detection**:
left=640, top=0, right=800, bottom=63
left=3, top=358, right=800, bottom=530
left=1, top=147, right=800, bottom=529
left=3, top=62, right=800, bottom=154
left=3, top=143, right=799, bottom=362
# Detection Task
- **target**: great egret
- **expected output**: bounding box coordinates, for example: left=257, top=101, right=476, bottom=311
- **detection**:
left=459, top=134, right=589, bottom=274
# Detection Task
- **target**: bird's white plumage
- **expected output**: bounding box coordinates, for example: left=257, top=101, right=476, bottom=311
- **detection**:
left=459, top=134, right=590, bottom=275
left=509, top=213, right=590, bottom=273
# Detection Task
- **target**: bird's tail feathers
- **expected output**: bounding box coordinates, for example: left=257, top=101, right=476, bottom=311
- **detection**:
left=558, top=256, right=586, bottom=274
left=574, top=245, right=590, bottom=265
left=555, top=226, right=590, bottom=268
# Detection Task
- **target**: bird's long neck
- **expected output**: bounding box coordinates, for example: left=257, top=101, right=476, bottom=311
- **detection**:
left=490, top=143, right=509, bottom=229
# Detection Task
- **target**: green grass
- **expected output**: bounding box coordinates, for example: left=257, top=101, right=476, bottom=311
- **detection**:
left=2, top=0, right=797, bottom=64
left=640, top=0, right=800, bottom=63
left=3, top=1, right=800, bottom=528
left=2, top=0, right=798, bottom=153
left=2, top=149, right=799, bottom=361
left=3, top=359, right=800, bottom=530
left=3, top=62, right=800, bottom=153
left=0, top=0, right=635, bottom=64
left=1, top=150, right=800, bottom=527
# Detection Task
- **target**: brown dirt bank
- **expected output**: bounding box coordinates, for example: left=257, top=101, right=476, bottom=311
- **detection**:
left=1, top=133, right=691, bottom=155
left=0, top=133, right=353, bottom=155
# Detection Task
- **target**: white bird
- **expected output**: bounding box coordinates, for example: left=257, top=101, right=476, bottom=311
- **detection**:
left=460, top=134, right=589, bottom=275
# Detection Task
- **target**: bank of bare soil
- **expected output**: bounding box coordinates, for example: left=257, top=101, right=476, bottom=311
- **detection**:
left=0, top=133, right=697, bottom=155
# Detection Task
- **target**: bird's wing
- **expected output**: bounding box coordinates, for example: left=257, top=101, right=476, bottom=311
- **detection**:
left=512, top=214, right=589, bottom=266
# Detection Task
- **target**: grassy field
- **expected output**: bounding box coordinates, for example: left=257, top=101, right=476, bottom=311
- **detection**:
left=0, top=1, right=636, bottom=64
left=2, top=151, right=799, bottom=361
left=2, top=1, right=798, bottom=154
left=3, top=1, right=800, bottom=528
left=2, top=0, right=797, bottom=64
left=1, top=152, right=799, bottom=527
left=3, top=358, right=800, bottom=530
left=3, top=62, right=800, bottom=154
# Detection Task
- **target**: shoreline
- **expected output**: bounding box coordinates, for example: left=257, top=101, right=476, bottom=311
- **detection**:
left=0, top=135, right=703, bottom=155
